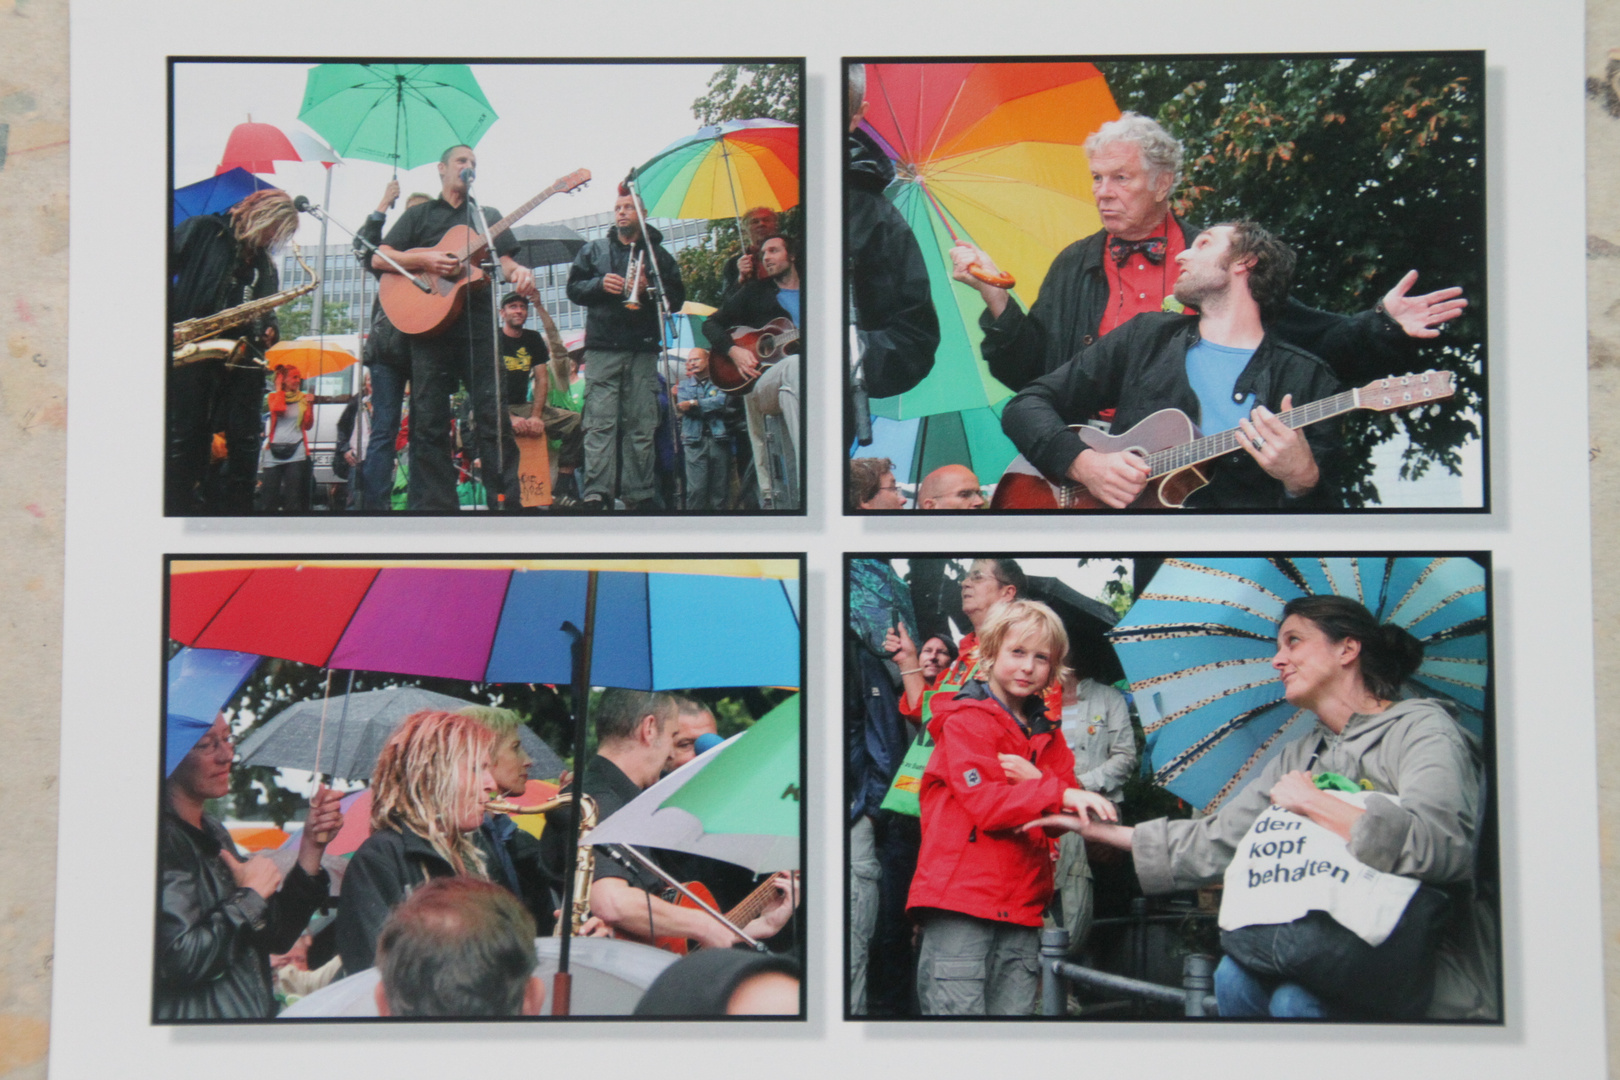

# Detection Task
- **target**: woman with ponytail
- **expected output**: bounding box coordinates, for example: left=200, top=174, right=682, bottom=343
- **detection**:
left=1073, top=595, right=1493, bottom=1020
left=333, top=710, right=497, bottom=974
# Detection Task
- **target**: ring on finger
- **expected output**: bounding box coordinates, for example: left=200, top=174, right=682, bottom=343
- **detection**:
left=1252, top=435, right=1267, bottom=451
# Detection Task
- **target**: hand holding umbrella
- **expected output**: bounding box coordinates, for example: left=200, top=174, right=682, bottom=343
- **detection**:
left=299, top=785, right=345, bottom=863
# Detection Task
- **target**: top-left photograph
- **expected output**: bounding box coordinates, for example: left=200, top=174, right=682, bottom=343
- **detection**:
left=168, top=59, right=806, bottom=517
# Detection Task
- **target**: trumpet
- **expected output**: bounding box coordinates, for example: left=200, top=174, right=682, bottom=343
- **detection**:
left=622, top=247, right=645, bottom=311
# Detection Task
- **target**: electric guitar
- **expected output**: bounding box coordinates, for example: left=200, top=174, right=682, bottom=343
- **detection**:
left=989, top=371, right=1456, bottom=510
left=378, top=168, right=591, bottom=336
left=709, top=317, right=800, bottom=393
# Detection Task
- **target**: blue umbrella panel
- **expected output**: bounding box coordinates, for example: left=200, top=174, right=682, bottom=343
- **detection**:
left=173, top=168, right=278, bottom=226
left=165, top=647, right=261, bottom=776
left=1108, top=556, right=1488, bottom=813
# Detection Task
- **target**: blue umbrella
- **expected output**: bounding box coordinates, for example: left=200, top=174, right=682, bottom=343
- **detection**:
left=164, top=647, right=261, bottom=776
left=172, top=168, right=278, bottom=226
left=1109, top=556, right=1488, bottom=813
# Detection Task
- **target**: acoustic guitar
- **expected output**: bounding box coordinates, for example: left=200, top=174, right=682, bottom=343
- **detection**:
left=708, top=317, right=800, bottom=393
left=378, top=168, right=591, bottom=337
left=629, top=872, right=798, bottom=956
left=989, top=371, right=1455, bottom=510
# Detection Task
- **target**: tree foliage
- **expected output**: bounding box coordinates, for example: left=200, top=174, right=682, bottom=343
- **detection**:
left=277, top=297, right=358, bottom=340
left=1095, top=55, right=1485, bottom=507
left=691, top=64, right=802, bottom=125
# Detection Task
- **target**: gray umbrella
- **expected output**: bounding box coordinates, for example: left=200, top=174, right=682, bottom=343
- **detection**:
left=510, top=222, right=587, bottom=267
left=235, top=686, right=565, bottom=781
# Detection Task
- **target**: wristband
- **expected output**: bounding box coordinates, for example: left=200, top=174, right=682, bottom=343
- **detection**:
left=899, top=667, right=923, bottom=676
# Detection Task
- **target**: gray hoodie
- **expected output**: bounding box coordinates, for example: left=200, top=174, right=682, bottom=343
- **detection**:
left=1132, top=698, right=1497, bottom=1019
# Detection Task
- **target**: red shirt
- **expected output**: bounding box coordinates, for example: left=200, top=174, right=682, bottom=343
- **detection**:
left=1097, top=219, right=1187, bottom=337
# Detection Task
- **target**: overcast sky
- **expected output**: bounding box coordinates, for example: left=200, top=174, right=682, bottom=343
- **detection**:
left=173, top=61, right=731, bottom=246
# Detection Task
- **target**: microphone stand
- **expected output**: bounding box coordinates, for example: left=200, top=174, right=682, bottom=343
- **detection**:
left=466, top=180, right=510, bottom=512
left=296, top=199, right=430, bottom=291
left=625, top=174, right=683, bottom=511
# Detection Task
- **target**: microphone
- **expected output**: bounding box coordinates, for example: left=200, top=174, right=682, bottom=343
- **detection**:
left=459, top=167, right=475, bottom=185
left=293, top=195, right=313, bottom=213
left=694, top=733, right=725, bottom=756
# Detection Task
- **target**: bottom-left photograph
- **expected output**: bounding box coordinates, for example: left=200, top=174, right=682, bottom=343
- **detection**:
left=156, top=556, right=805, bottom=1022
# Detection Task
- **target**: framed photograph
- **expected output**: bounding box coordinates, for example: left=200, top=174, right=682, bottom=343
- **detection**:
left=845, top=553, right=1498, bottom=1023
left=157, top=555, right=805, bottom=1021
left=843, top=55, right=1485, bottom=515
left=168, top=58, right=806, bottom=517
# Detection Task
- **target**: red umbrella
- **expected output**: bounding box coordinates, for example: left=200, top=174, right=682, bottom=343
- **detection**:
left=216, top=118, right=339, bottom=175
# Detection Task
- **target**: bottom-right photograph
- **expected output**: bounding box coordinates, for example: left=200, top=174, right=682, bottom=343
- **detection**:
left=845, top=553, right=1498, bottom=1023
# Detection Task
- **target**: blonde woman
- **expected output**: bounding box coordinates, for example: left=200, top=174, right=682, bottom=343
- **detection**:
left=333, top=710, right=496, bottom=974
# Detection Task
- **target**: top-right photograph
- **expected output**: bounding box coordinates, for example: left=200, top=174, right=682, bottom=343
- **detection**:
left=843, top=55, right=1485, bottom=514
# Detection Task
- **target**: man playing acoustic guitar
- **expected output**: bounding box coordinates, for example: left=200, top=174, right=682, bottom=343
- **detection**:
left=1000, top=221, right=1342, bottom=510
left=373, top=144, right=537, bottom=512
left=703, top=234, right=802, bottom=509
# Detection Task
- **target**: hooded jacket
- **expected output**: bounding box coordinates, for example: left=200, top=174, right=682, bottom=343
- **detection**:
left=1131, top=697, right=1496, bottom=1019
left=154, top=809, right=329, bottom=1020
left=906, top=681, right=1079, bottom=926
left=566, top=222, right=685, bottom=353
left=332, top=826, right=461, bottom=975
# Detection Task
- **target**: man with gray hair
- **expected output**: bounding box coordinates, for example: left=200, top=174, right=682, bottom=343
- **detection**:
left=373, top=877, right=544, bottom=1017
left=951, top=111, right=1467, bottom=393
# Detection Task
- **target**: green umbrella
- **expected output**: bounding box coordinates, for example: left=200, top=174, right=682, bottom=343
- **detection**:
left=298, top=63, right=497, bottom=175
left=583, top=693, right=800, bottom=872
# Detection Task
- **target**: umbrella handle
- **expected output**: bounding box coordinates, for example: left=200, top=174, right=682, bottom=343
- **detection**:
left=967, top=263, right=1016, bottom=288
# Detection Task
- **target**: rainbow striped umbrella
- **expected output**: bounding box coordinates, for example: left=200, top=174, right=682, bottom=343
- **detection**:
left=861, top=62, right=1118, bottom=429
left=633, top=118, right=800, bottom=223
left=167, top=559, right=801, bottom=689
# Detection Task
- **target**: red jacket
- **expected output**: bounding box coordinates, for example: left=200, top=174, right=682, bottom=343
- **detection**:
left=906, top=682, right=1078, bottom=926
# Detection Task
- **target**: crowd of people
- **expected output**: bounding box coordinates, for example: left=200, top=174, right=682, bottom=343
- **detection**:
left=844, top=63, right=1469, bottom=511
left=847, top=557, right=1497, bottom=1020
left=168, top=145, right=804, bottom=515
left=156, top=693, right=802, bottom=1019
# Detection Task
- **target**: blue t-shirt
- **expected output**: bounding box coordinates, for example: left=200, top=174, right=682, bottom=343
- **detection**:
left=776, top=287, right=801, bottom=327
left=1185, top=339, right=1256, bottom=434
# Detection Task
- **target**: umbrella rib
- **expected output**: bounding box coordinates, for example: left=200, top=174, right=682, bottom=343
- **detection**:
left=871, top=69, right=920, bottom=166
left=487, top=568, right=520, bottom=684
left=179, top=568, right=257, bottom=647
left=1155, top=700, right=1302, bottom=787
left=322, top=568, right=387, bottom=671
left=1139, top=671, right=1283, bottom=734
left=1387, top=559, right=1448, bottom=620
left=1109, top=621, right=1275, bottom=645
left=1402, top=585, right=1487, bottom=632
left=1192, top=714, right=1307, bottom=814
left=1160, top=559, right=1292, bottom=608
left=923, top=76, right=971, bottom=166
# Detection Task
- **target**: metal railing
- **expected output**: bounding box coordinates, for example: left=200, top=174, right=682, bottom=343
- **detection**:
left=1038, top=927, right=1218, bottom=1017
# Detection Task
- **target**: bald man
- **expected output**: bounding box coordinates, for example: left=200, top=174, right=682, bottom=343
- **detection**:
left=916, top=465, right=986, bottom=510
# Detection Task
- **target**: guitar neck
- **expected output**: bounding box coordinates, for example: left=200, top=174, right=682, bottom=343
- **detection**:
left=461, top=180, right=575, bottom=264
left=725, top=875, right=785, bottom=927
left=1144, top=389, right=1359, bottom=479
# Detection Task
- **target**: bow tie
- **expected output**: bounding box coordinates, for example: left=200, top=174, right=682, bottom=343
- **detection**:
left=1108, top=235, right=1168, bottom=266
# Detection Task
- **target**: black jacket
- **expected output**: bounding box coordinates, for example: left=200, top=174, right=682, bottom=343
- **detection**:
left=566, top=224, right=685, bottom=353
left=1001, top=311, right=1344, bottom=509
left=154, top=810, right=329, bottom=1020
left=979, top=216, right=1416, bottom=393
left=355, top=212, right=409, bottom=371
left=846, top=127, right=939, bottom=399
left=704, top=278, right=795, bottom=355
left=168, top=213, right=281, bottom=339
left=332, top=826, right=459, bottom=975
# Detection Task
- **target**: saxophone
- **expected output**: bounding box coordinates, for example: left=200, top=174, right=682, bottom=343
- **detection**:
left=488, top=792, right=599, bottom=935
left=171, top=244, right=321, bottom=366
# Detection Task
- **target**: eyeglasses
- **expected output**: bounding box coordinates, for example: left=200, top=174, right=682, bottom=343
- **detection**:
left=963, top=570, right=1005, bottom=586
left=877, top=482, right=900, bottom=493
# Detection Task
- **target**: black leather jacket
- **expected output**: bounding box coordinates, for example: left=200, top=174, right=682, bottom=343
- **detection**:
left=333, top=826, right=460, bottom=975
left=154, top=810, right=328, bottom=1020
